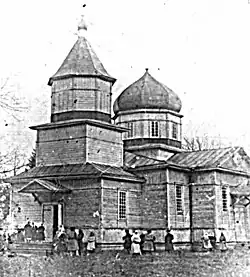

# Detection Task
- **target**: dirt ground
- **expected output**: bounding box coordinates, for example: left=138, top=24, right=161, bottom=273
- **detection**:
left=1, top=249, right=250, bottom=277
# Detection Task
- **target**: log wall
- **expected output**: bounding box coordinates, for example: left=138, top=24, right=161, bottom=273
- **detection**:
left=36, top=123, right=123, bottom=167
left=86, top=125, right=123, bottom=167
left=101, top=179, right=141, bottom=229
left=51, top=77, right=111, bottom=115
left=115, top=110, right=181, bottom=141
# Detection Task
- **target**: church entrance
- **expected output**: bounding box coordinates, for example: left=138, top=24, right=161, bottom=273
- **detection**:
left=42, top=203, right=63, bottom=241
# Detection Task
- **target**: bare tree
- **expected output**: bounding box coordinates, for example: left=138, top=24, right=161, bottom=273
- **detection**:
left=0, top=147, right=28, bottom=177
left=0, top=77, right=28, bottom=121
left=182, top=134, right=226, bottom=151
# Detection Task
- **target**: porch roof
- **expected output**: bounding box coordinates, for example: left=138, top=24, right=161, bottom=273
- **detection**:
left=8, top=162, right=143, bottom=183
left=18, top=179, right=70, bottom=193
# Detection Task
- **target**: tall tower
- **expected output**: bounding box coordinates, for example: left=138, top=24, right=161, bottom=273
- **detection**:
left=48, top=15, right=116, bottom=123
left=31, top=13, right=126, bottom=167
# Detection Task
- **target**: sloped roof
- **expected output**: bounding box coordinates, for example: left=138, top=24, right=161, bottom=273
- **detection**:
left=167, top=147, right=243, bottom=169
left=48, top=36, right=116, bottom=85
left=7, top=162, right=143, bottom=183
left=124, top=152, right=165, bottom=168
left=124, top=147, right=250, bottom=176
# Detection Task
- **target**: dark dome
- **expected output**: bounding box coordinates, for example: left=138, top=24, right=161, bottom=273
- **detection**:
left=113, top=70, right=182, bottom=114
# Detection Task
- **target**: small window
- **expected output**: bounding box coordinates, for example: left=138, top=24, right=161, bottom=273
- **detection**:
left=119, top=191, right=126, bottom=219
left=222, top=187, right=227, bottom=211
left=127, top=122, right=134, bottom=138
left=151, top=121, right=159, bottom=137
left=176, top=185, right=183, bottom=214
left=172, top=122, right=178, bottom=139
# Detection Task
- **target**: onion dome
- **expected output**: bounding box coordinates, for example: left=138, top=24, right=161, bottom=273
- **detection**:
left=113, top=69, right=182, bottom=114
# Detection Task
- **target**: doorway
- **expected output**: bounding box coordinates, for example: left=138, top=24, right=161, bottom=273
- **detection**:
left=42, top=203, right=63, bottom=241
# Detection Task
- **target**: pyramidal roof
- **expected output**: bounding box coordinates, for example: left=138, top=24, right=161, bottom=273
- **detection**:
left=48, top=35, right=116, bottom=85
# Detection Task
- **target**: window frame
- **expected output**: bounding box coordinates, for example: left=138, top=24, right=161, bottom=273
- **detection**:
left=175, top=184, right=183, bottom=215
left=118, top=191, right=127, bottom=220
left=172, top=122, right=178, bottom=139
left=151, top=121, right=159, bottom=137
left=222, top=186, right=228, bottom=212
left=127, top=122, right=134, bottom=138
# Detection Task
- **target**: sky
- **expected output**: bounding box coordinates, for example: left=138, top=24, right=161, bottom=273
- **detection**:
left=0, top=0, right=250, bottom=161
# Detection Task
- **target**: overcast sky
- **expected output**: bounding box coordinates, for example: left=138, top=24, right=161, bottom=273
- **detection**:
left=1, top=0, right=250, bottom=155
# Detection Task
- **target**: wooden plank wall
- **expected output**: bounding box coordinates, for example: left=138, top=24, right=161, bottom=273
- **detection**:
left=115, top=111, right=181, bottom=140
left=36, top=123, right=124, bottom=167
left=11, top=182, right=43, bottom=227
left=101, top=179, right=141, bottom=229
left=191, top=184, right=215, bottom=229
left=168, top=170, right=190, bottom=229
left=140, top=170, right=167, bottom=229
left=51, top=77, right=111, bottom=115
left=86, top=125, right=123, bottom=167
left=36, top=125, right=87, bottom=166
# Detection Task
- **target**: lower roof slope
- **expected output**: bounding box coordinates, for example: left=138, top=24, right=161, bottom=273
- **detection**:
left=6, top=162, right=144, bottom=183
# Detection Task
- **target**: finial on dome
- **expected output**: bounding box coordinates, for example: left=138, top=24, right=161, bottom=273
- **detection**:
left=78, top=5, right=88, bottom=36
left=145, top=68, right=149, bottom=72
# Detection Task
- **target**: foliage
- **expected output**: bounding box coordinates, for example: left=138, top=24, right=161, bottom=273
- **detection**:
left=27, top=149, right=36, bottom=169
left=0, top=182, right=10, bottom=227
left=1, top=249, right=250, bottom=277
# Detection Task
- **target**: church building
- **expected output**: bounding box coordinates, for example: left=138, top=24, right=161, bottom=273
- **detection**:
left=6, top=15, right=250, bottom=250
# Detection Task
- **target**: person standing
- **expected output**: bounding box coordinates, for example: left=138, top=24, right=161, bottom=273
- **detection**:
left=143, top=230, right=155, bottom=254
left=67, top=227, right=78, bottom=256
left=219, top=232, right=227, bottom=252
left=87, top=231, right=96, bottom=254
left=122, top=229, right=132, bottom=254
left=140, top=231, right=146, bottom=254
left=202, top=232, right=213, bottom=251
left=131, top=230, right=142, bottom=256
left=76, top=229, right=84, bottom=256
left=31, top=222, right=37, bottom=241
left=37, top=223, right=45, bottom=241
left=24, top=221, right=32, bottom=243
left=165, top=229, right=174, bottom=252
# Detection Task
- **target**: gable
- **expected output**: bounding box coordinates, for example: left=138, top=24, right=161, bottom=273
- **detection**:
left=219, top=148, right=250, bottom=174
left=18, top=179, right=70, bottom=193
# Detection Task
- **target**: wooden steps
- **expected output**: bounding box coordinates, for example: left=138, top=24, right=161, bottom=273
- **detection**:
left=9, top=242, right=53, bottom=256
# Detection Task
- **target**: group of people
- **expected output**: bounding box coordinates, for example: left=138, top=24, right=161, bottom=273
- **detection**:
left=202, top=232, right=228, bottom=251
left=122, top=228, right=174, bottom=255
left=22, top=221, right=45, bottom=242
left=52, top=225, right=96, bottom=256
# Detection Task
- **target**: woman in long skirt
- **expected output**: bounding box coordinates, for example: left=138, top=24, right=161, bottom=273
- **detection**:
left=143, top=230, right=155, bottom=254
left=219, top=232, right=228, bottom=252
left=131, top=231, right=141, bottom=256
left=87, top=231, right=96, bottom=254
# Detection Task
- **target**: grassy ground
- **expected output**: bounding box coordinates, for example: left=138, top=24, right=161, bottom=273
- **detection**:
left=1, top=249, right=250, bottom=277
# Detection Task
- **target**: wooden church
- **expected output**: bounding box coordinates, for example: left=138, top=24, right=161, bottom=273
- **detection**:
left=6, top=14, right=250, bottom=250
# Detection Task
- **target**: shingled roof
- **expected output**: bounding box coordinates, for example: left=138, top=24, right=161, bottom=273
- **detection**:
left=167, top=147, right=245, bottom=169
left=125, top=147, right=250, bottom=175
left=7, top=162, right=144, bottom=183
left=48, top=36, right=116, bottom=85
